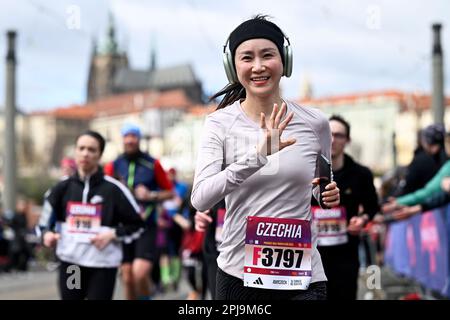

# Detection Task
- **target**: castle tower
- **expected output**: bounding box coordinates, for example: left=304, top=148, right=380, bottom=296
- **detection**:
left=86, top=13, right=129, bottom=102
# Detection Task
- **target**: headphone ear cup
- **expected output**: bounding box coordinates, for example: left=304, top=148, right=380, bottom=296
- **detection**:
left=223, top=51, right=238, bottom=84
left=283, top=44, right=293, bottom=77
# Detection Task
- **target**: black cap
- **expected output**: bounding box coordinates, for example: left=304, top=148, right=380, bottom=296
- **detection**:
left=421, top=123, right=445, bottom=146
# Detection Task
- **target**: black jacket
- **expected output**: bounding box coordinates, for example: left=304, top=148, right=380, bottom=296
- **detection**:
left=39, top=169, right=145, bottom=267
left=41, top=169, right=144, bottom=239
left=312, top=154, right=380, bottom=263
left=399, top=147, right=447, bottom=196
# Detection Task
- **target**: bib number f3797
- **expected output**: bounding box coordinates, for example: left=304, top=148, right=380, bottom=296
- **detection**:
left=244, top=216, right=312, bottom=290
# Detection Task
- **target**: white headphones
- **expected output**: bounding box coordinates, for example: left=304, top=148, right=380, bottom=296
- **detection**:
left=222, top=32, right=293, bottom=84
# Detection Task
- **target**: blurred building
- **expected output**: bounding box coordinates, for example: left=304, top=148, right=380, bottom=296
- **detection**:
left=87, top=14, right=203, bottom=104
left=2, top=88, right=450, bottom=183
left=20, top=89, right=194, bottom=175
left=0, top=108, right=50, bottom=176
left=161, top=104, right=216, bottom=180
left=0, top=14, right=208, bottom=183
left=299, top=90, right=450, bottom=174
left=88, top=89, right=194, bottom=162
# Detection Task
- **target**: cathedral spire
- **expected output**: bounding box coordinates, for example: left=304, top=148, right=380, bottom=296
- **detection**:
left=90, top=37, right=98, bottom=57
left=102, top=12, right=118, bottom=55
left=149, top=34, right=157, bottom=71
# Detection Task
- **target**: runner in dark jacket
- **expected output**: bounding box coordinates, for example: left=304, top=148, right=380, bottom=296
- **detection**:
left=312, top=115, right=379, bottom=300
left=39, top=130, right=144, bottom=300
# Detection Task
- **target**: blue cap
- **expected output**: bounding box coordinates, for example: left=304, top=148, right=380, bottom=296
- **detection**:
left=121, top=123, right=141, bottom=139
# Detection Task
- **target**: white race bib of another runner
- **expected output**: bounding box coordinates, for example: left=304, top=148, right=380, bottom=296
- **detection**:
left=65, top=201, right=102, bottom=243
left=312, top=206, right=348, bottom=246
left=243, top=216, right=312, bottom=290
left=163, top=199, right=178, bottom=211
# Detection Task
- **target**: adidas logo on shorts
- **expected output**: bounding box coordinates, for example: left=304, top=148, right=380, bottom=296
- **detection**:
left=253, top=277, right=263, bottom=285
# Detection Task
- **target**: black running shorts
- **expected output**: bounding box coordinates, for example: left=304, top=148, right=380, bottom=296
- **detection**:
left=122, top=224, right=157, bottom=263
left=216, top=267, right=327, bottom=300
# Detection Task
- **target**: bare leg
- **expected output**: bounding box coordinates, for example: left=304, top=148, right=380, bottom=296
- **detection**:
left=121, top=263, right=136, bottom=300
left=132, top=258, right=153, bottom=299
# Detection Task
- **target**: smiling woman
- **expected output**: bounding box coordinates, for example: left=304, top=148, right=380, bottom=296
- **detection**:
left=234, top=39, right=284, bottom=101
left=192, top=15, right=340, bottom=300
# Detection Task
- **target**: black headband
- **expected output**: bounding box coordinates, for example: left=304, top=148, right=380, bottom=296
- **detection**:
left=229, top=18, right=285, bottom=65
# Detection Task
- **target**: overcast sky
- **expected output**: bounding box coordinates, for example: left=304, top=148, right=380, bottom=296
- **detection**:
left=0, top=0, right=449, bottom=112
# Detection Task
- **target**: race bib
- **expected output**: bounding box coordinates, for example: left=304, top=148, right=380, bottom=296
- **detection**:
left=244, top=216, right=312, bottom=290
left=215, top=208, right=226, bottom=245
left=312, top=206, right=348, bottom=246
left=66, top=202, right=102, bottom=243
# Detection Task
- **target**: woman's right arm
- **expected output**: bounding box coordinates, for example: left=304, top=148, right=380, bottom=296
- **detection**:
left=191, top=115, right=268, bottom=211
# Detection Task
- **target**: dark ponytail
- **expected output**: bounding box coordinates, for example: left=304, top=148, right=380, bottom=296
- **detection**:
left=210, top=82, right=246, bottom=110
